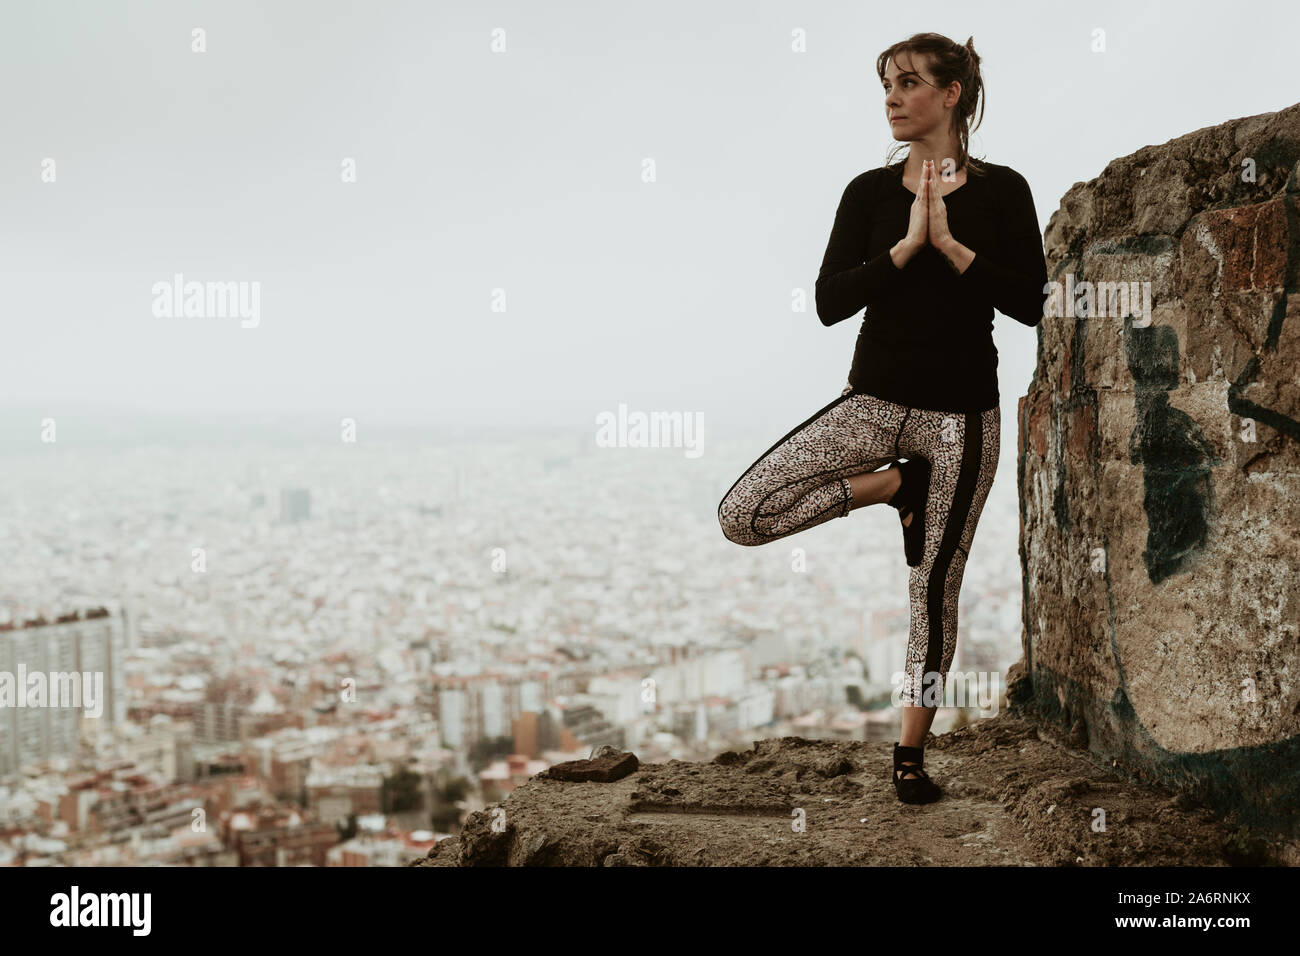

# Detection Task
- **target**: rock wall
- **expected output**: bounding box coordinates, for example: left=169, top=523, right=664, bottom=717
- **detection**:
left=1013, top=104, right=1300, bottom=837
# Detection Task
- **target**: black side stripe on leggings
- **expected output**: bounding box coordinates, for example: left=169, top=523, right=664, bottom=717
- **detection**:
left=717, top=390, right=858, bottom=517
left=894, top=408, right=911, bottom=459
left=924, top=411, right=981, bottom=679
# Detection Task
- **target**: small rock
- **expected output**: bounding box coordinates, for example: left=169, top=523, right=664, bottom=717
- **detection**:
left=521, top=832, right=550, bottom=863
left=539, top=750, right=639, bottom=782
left=815, top=756, right=853, bottom=779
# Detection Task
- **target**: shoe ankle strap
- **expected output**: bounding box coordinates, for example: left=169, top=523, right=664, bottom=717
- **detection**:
left=894, top=743, right=924, bottom=764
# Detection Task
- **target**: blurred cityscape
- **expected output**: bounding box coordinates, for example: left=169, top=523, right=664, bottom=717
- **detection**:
left=0, top=416, right=1024, bottom=865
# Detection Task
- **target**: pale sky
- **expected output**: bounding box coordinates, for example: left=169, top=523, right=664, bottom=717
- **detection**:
left=3, top=0, right=1297, bottom=437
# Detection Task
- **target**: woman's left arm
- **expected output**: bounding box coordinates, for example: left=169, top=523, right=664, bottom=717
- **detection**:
left=933, top=169, right=1050, bottom=328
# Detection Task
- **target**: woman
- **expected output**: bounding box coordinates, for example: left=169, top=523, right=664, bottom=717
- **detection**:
left=716, top=33, right=1049, bottom=804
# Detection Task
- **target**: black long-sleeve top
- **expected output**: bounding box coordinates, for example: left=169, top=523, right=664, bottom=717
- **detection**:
left=815, top=160, right=1049, bottom=413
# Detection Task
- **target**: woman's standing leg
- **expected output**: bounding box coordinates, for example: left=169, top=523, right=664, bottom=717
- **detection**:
left=895, top=405, right=1001, bottom=751
left=717, top=390, right=909, bottom=546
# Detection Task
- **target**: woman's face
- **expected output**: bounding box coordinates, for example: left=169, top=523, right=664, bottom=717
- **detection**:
left=881, top=53, right=957, bottom=142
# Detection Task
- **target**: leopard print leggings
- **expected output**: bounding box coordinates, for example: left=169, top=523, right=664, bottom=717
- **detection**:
left=717, top=387, right=1000, bottom=706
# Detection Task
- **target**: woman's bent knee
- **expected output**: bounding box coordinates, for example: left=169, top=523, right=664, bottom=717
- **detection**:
left=717, top=502, right=762, bottom=546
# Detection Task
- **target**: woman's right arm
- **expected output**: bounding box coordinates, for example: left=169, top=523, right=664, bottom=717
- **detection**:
left=815, top=174, right=922, bottom=327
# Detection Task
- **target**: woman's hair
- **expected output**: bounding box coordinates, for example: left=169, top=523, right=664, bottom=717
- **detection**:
left=876, top=33, right=986, bottom=179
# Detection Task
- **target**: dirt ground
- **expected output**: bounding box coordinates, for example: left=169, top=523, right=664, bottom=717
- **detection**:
left=414, top=712, right=1297, bottom=867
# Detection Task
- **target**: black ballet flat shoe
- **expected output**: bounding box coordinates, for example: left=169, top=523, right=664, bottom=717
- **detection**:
left=886, top=457, right=931, bottom=567
left=892, top=742, right=942, bottom=804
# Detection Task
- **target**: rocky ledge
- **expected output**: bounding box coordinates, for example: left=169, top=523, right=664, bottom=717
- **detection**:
left=413, top=711, right=1295, bottom=867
